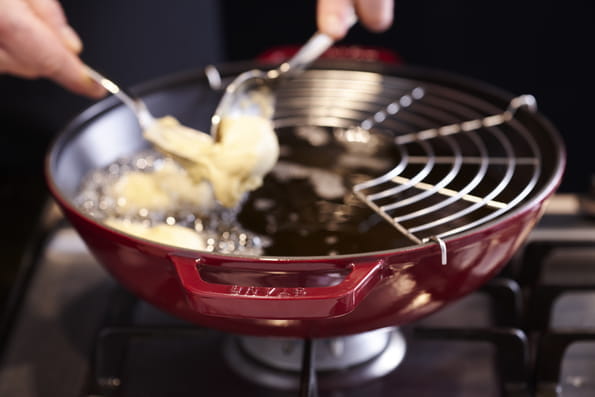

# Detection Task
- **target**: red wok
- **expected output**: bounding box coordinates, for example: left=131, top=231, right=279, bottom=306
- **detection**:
left=46, top=61, right=565, bottom=338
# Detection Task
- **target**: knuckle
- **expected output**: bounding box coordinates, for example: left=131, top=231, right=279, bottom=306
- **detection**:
left=32, top=0, right=67, bottom=25
left=37, top=53, right=66, bottom=78
left=0, top=13, right=21, bottom=38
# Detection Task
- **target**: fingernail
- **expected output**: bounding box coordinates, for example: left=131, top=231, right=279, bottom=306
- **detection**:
left=321, top=14, right=347, bottom=40
left=89, top=80, right=108, bottom=98
left=83, top=73, right=108, bottom=98
left=345, top=7, right=358, bottom=28
left=61, top=26, right=83, bottom=53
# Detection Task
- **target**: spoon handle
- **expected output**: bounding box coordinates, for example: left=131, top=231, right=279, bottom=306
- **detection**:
left=282, top=15, right=357, bottom=78
left=86, top=66, right=155, bottom=129
left=282, top=32, right=334, bottom=77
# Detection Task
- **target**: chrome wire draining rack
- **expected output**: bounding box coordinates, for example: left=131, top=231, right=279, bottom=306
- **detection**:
left=205, top=67, right=542, bottom=264
left=351, top=92, right=539, bottom=264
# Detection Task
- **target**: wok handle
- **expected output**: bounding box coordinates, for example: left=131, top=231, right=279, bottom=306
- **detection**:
left=169, top=255, right=384, bottom=319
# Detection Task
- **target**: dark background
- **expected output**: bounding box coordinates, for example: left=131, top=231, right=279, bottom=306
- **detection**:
left=222, top=0, right=594, bottom=193
left=0, top=0, right=593, bottom=314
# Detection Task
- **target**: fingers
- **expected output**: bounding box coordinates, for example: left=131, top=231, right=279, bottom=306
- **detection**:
left=317, top=0, right=357, bottom=40
left=354, top=0, right=394, bottom=33
left=26, top=0, right=82, bottom=53
left=317, top=0, right=394, bottom=40
left=0, top=0, right=104, bottom=98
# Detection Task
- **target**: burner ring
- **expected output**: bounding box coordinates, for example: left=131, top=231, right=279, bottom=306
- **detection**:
left=223, top=327, right=406, bottom=390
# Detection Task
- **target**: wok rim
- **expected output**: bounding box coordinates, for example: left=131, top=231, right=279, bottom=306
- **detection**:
left=45, top=60, right=566, bottom=262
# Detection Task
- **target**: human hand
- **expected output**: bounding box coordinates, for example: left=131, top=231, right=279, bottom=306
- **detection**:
left=0, top=0, right=105, bottom=97
left=317, top=0, right=394, bottom=40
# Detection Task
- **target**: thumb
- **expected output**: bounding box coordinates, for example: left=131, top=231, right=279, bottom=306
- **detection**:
left=317, top=0, right=357, bottom=40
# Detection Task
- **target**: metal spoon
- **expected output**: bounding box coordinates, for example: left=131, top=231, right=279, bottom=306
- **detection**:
left=86, top=67, right=156, bottom=130
left=210, top=29, right=349, bottom=139
left=86, top=67, right=207, bottom=166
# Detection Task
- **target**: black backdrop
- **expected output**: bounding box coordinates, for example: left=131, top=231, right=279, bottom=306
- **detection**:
left=221, top=0, right=594, bottom=193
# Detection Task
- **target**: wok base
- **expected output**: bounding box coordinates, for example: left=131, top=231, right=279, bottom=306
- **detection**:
left=223, top=327, right=406, bottom=390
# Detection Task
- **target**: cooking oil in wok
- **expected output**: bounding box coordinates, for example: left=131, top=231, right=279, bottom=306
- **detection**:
left=75, top=125, right=412, bottom=256
left=74, top=150, right=269, bottom=255
left=238, top=125, right=415, bottom=256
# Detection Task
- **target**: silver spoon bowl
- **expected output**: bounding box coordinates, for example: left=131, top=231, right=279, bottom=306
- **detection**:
left=86, top=67, right=205, bottom=166
left=210, top=31, right=338, bottom=139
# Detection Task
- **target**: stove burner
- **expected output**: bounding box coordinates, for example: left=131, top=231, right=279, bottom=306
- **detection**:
left=224, top=327, right=405, bottom=390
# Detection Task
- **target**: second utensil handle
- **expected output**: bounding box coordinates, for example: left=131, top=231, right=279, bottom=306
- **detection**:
left=283, top=32, right=334, bottom=77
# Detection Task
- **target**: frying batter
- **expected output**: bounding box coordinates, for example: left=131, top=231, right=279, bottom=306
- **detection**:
left=108, top=157, right=216, bottom=215
left=105, top=218, right=205, bottom=250
left=143, top=115, right=279, bottom=208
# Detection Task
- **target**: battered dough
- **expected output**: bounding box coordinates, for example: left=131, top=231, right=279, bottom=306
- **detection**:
left=143, top=115, right=279, bottom=207
left=100, top=114, right=278, bottom=248
left=108, top=158, right=216, bottom=215
left=105, top=218, right=206, bottom=250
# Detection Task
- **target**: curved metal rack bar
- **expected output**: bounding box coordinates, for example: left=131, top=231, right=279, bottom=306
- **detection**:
left=273, top=70, right=543, bottom=264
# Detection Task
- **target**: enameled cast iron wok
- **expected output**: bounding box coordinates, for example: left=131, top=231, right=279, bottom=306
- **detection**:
left=46, top=60, right=565, bottom=338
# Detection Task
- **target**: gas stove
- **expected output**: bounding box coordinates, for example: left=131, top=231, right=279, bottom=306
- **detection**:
left=0, top=193, right=593, bottom=397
